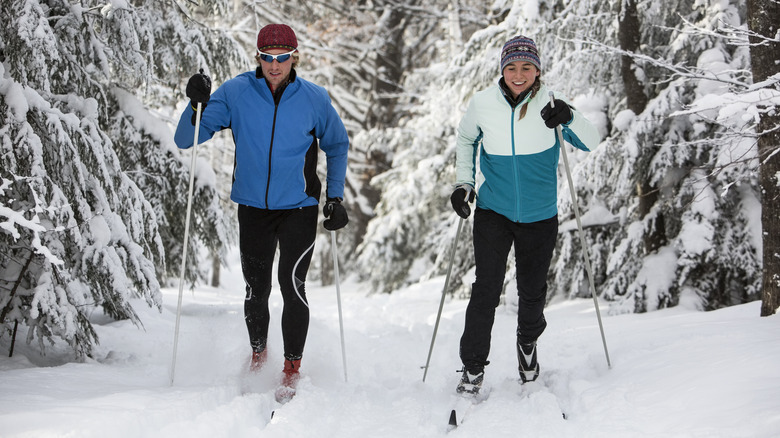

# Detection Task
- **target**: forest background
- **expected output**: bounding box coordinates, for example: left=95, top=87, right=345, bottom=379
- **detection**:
left=1, top=0, right=778, bottom=358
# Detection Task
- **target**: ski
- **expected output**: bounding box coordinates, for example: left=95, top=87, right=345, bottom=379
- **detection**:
left=447, top=377, right=566, bottom=429
left=269, top=400, right=288, bottom=421
left=517, top=377, right=568, bottom=420
left=447, top=389, right=490, bottom=430
left=447, top=409, right=458, bottom=428
left=270, top=388, right=293, bottom=420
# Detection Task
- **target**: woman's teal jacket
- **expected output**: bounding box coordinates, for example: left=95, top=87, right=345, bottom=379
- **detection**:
left=455, top=83, right=600, bottom=223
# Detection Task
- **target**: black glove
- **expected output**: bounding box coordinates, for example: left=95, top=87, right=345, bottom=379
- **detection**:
left=540, top=99, right=572, bottom=129
left=186, top=69, right=211, bottom=124
left=323, top=197, right=349, bottom=231
left=186, top=69, right=211, bottom=104
left=450, top=185, right=475, bottom=219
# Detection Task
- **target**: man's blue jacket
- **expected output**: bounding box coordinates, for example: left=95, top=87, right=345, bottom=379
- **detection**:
left=175, top=70, right=349, bottom=210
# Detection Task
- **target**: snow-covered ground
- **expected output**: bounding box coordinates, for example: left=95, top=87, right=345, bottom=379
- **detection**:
left=1, top=249, right=778, bottom=438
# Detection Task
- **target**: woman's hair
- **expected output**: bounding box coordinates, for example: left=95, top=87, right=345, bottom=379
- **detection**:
left=518, top=78, right=542, bottom=120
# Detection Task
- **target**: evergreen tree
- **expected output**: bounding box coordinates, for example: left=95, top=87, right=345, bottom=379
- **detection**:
left=0, top=0, right=240, bottom=357
left=557, top=0, right=762, bottom=312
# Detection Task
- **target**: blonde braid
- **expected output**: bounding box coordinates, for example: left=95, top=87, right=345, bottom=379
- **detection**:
left=518, top=79, right=542, bottom=120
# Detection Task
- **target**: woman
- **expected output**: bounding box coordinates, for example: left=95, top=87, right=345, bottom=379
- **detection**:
left=450, top=35, right=599, bottom=394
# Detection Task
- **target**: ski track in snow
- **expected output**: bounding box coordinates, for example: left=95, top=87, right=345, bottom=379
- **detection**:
left=1, top=258, right=779, bottom=438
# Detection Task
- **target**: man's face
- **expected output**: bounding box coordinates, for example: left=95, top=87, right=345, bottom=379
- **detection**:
left=257, top=48, right=294, bottom=92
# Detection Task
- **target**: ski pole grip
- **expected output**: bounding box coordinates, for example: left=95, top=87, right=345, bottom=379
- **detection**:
left=549, top=91, right=556, bottom=107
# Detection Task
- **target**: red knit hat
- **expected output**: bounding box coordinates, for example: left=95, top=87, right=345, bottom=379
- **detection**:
left=256, top=24, right=298, bottom=52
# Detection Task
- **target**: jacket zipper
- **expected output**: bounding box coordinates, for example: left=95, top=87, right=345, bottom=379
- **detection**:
left=509, top=107, right=520, bottom=221
left=265, top=100, right=280, bottom=208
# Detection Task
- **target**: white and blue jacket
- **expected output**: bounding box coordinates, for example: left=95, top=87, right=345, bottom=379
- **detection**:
left=175, top=70, right=349, bottom=210
left=455, top=83, right=600, bottom=223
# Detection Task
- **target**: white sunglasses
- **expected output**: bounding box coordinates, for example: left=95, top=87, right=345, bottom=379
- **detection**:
left=256, top=49, right=296, bottom=63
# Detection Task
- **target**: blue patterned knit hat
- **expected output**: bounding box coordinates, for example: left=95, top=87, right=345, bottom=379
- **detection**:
left=500, top=36, right=541, bottom=73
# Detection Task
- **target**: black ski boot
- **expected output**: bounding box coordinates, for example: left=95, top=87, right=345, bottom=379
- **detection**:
left=517, top=341, right=540, bottom=383
left=456, top=367, right=484, bottom=395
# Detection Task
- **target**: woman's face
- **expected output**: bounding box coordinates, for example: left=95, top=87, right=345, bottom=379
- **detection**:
left=502, top=61, right=539, bottom=99
left=257, top=48, right=294, bottom=92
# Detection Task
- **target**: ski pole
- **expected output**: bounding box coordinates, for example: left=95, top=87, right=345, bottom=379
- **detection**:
left=549, top=92, right=612, bottom=369
left=170, top=101, right=202, bottom=385
left=422, top=216, right=465, bottom=382
left=330, top=231, right=349, bottom=382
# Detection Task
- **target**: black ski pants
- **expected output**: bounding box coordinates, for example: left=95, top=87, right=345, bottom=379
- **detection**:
left=459, top=208, right=557, bottom=373
left=238, top=204, right=318, bottom=360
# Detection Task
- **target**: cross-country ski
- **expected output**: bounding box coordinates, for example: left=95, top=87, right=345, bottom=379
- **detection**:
left=447, top=384, right=491, bottom=430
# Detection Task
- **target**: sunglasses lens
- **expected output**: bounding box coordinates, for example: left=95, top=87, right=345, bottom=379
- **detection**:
left=260, top=53, right=291, bottom=63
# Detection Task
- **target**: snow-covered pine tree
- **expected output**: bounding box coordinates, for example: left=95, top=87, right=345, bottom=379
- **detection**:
left=551, top=0, right=761, bottom=312
left=0, top=0, right=240, bottom=357
left=104, top=0, right=246, bottom=287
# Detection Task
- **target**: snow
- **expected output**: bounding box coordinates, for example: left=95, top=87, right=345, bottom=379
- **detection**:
left=0, top=67, right=29, bottom=122
left=632, top=246, right=679, bottom=311
left=612, top=109, right=636, bottom=132
left=2, top=249, right=779, bottom=438
left=0, top=178, right=64, bottom=266
left=111, top=88, right=217, bottom=191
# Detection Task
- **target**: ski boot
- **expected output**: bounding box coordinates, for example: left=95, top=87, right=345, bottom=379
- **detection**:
left=517, top=341, right=540, bottom=383
left=249, top=348, right=267, bottom=373
left=456, top=367, right=484, bottom=396
left=275, top=357, right=301, bottom=403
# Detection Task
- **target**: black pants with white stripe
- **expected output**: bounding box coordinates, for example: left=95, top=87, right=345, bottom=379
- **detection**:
left=459, top=208, right=557, bottom=373
left=238, top=204, right=318, bottom=360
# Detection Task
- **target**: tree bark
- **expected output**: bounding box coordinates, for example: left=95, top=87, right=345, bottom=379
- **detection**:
left=746, top=0, right=780, bottom=316
left=619, top=1, right=665, bottom=255
left=210, top=254, right=220, bottom=288
left=365, top=6, right=406, bottom=128
left=618, top=0, right=647, bottom=114
left=636, top=181, right=666, bottom=253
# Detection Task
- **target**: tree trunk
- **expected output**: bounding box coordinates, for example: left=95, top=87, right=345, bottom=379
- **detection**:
left=619, top=1, right=665, bottom=254
left=746, top=0, right=780, bottom=316
left=365, top=6, right=406, bottom=129
left=210, top=254, right=220, bottom=288
left=618, top=0, right=647, bottom=114
left=636, top=181, right=666, bottom=253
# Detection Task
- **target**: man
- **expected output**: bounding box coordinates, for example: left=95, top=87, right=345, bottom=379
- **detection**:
left=174, top=24, right=350, bottom=401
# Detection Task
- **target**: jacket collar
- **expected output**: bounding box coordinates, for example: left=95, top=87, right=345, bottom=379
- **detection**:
left=498, top=77, right=530, bottom=108
left=254, top=68, right=298, bottom=104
